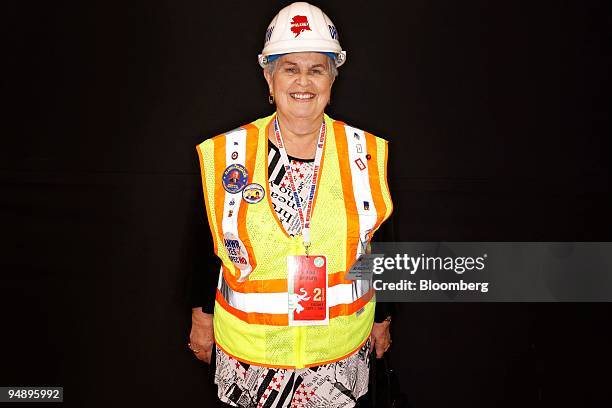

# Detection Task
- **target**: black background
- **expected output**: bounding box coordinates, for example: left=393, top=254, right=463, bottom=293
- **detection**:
left=2, top=0, right=611, bottom=407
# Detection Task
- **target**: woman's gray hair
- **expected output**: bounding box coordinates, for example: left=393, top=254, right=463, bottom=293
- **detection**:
left=264, top=55, right=339, bottom=79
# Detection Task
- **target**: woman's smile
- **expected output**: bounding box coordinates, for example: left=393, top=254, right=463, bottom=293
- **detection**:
left=289, top=92, right=316, bottom=101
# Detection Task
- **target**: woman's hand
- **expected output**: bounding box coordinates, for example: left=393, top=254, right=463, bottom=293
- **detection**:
left=189, top=307, right=214, bottom=364
left=369, top=319, right=392, bottom=358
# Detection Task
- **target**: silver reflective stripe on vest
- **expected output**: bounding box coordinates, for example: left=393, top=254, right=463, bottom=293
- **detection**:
left=218, top=274, right=372, bottom=315
left=220, top=128, right=254, bottom=281
left=221, top=128, right=247, bottom=237
left=344, top=125, right=377, bottom=260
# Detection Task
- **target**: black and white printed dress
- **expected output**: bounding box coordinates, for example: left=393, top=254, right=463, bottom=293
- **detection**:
left=213, top=142, right=371, bottom=408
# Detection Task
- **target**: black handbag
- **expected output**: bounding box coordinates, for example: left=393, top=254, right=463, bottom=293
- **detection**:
left=365, top=352, right=410, bottom=408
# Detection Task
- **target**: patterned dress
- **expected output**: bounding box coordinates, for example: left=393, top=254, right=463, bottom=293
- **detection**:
left=214, top=143, right=371, bottom=408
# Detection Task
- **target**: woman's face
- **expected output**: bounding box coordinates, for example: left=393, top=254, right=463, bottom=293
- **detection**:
left=264, top=52, right=334, bottom=121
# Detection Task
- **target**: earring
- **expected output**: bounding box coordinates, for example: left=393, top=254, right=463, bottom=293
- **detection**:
left=269, top=94, right=274, bottom=104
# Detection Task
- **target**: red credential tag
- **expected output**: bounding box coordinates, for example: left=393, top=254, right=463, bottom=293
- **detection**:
left=287, top=255, right=328, bottom=326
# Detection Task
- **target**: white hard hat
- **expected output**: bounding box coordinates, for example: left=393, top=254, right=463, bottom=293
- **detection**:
left=258, top=2, right=346, bottom=68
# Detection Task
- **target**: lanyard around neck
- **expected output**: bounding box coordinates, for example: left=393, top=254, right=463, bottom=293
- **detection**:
left=273, top=116, right=326, bottom=255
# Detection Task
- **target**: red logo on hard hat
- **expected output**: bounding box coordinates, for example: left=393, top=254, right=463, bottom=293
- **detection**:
left=290, top=15, right=311, bottom=37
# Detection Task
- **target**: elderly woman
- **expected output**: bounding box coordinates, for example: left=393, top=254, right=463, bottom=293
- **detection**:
left=189, top=3, right=394, bottom=407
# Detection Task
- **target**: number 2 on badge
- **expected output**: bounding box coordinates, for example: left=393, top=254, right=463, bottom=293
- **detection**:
left=287, top=255, right=329, bottom=326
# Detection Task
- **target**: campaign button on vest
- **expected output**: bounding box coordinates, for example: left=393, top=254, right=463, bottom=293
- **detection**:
left=222, top=164, right=248, bottom=193
left=223, top=232, right=251, bottom=273
left=242, top=183, right=265, bottom=204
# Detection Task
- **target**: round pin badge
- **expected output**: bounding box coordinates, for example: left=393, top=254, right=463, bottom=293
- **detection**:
left=242, top=183, right=265, bottom=204
left=222, top=164, right=248, bottom=193
left=314, top=257, right=325, bottom=268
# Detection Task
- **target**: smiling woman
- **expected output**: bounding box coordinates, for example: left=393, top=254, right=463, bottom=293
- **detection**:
left=189, top=2, right=395, bottom=407
left=264, top=52, right=336, bottom=160
left=267, top=53, right=334, bottom=111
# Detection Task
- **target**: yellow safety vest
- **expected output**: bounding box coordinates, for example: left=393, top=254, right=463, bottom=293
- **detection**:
left=196, top=113, right=393, bottom=368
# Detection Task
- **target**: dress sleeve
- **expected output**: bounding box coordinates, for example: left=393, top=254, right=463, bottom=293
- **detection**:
left=189, top=158, right=221, bottom=314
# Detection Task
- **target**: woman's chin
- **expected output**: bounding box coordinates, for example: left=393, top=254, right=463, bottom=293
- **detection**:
left=279, top=104, right=324, bottom=120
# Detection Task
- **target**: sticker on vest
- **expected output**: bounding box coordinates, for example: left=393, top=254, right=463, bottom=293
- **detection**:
left=355, top=158, right=366, bottom=171
left=242, top=183, right=264, bottom=204
left=223, top=232, right=252, bottom=281
left=222, top=164, right=248, bottom=194
left=287, top=255, right=329, bottom=326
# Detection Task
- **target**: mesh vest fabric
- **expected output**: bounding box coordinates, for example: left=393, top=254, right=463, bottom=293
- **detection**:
left=196, top=113, right=393, bottom=368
